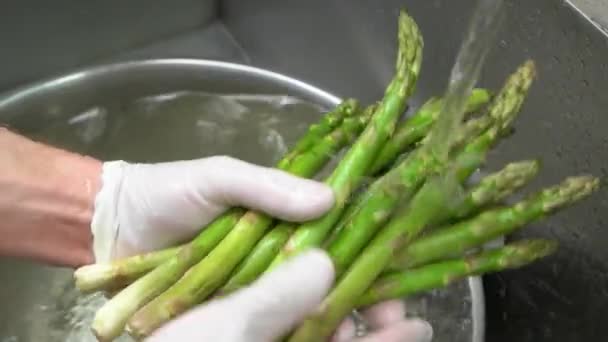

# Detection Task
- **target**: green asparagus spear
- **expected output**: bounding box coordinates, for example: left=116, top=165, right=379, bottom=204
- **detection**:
left=322, top=179, right=376, bottom=248
left=125, top=101, right=384, bottom=337
left=287, top=61, right=537, bottom=342
left=268, top=9, right=423, bottom=270
left=436, top=159, right=540, bottom=223
left=451, top=59, right=537, bottom=181
left=220, top=222, right=295, bottom=293
left=391, top=175, right=599, bottom=269
left=369, top=88, right=492, bottom=175
left=327, top=61, right=536, bottom=279
left=277, top=99, right=358, bottom=170
left=358, top=239, right=558, bottom=307
left=218, top=105, right=379, bottom=294
left=90, top=104, right=362, bottom=341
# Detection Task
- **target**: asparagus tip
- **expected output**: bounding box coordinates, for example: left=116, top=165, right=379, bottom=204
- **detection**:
left=502, top=239, right=558, bottom=268
left=542, top=175, right=600, bottom=211
left=523, top=59, right=538, bottom=78
left=396, top=7, right=424, bottom=78
left=497, top=159, right=540, bottom=189
left=340, top=98, right=360, bottom=115
left=490, top=59, right=538, bottom=135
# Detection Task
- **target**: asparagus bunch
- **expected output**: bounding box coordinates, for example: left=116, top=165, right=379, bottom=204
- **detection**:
left=89, top=99, right=363, bottom=340
left=283, top=60, right=572, bottom=342
left=125, top=10, right=424, bottom=338
left=72, top=8, right=600, bottom=342
left=222, top=90, right=492, bottom=293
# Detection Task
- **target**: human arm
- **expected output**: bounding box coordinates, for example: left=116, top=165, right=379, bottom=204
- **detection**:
left=0, top=127, right=99, bottom=267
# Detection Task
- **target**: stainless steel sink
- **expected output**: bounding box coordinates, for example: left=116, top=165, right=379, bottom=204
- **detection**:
left=0, top=1, right=607, bottom=341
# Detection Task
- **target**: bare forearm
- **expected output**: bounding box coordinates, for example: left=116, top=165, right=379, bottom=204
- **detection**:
left=0, top=128, right=101, bottom=267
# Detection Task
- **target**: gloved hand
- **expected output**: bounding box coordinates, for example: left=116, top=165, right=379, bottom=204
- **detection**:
left=91, top=155, right=334, bottom=262
left=91, top=155, right=433, bottom=342
left=146, top=249, right=433, bottom=342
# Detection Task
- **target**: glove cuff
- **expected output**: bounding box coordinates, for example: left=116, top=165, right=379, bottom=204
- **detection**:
left=91, top=160, right=128, bottom=262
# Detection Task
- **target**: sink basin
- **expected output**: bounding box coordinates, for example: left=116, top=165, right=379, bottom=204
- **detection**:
left=0, top=0, right=607, bottom=341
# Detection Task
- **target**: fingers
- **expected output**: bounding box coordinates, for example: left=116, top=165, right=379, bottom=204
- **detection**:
left=333, top=301, right=433, bottom=342
left=332, top=319, right=433, bottom=342
left=234, top=248, right=335, bottom=340
left=360, top=300, right=406, bottom=329
left=197, top=156, right=335, bottom=222
left=332, top=317, right=357, bottom=342
left=356, top=320, right=433, bottom=342
left=146, top=249, right=335, bottom=342
left=334, top=300, right=406, bottom=341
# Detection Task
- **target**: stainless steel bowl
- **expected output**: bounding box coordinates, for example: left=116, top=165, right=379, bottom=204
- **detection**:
left=0, top=59, right=484, bottom=342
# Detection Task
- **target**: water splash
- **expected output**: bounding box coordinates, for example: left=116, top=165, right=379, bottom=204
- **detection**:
left=425, top=0, right=505, bottom=162
left=414, top=0, right=506, bottom=218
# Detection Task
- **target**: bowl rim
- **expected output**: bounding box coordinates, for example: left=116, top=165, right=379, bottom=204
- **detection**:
left=0, top=58, right=342, bottom=109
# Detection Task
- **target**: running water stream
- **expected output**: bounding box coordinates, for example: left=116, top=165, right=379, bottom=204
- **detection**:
left=418, top=0, right=505, bottom=230
left=425, top=0, right=504, bottom=161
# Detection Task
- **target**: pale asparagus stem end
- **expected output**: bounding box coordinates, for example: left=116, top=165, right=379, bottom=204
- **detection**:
left=74, top=264, right=116, bottom=293
left=73, top=245, right=183, bottom=293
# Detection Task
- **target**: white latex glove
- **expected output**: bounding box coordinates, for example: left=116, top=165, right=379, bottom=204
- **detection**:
left=146, top=249, right=433, bottom=342
left=91, top=156, right=335, bottom=262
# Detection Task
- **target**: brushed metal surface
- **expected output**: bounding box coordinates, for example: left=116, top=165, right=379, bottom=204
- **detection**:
left=567, top=0, right=608, bottom=33
left=0, top=0, right=218, bottom=91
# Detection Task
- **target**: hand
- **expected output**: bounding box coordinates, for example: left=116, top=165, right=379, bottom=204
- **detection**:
left=91, top=156, right=334, bottom=261
left=146, top=249, right=433, bottom=342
